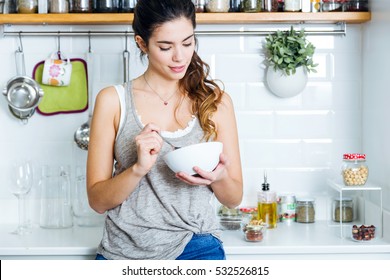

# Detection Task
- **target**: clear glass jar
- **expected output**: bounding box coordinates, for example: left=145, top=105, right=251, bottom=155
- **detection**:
left=239, top=206, right=257, bottom=222
left=93, top=0, right=118, bottom=12
left=346, top=0, right=368, bottom=12
left=265, top=0, right=280, bottom=12
left=332, top=197, right=354, bottom=223
left=229, top=0, right=241, bottom=12
left=284, top=0, right=300, bottom=11
left=242, top=0, right=261, bottom=12
left=295, top=198, right=315, bottom=223
left=192, top=0, right=206, bottom=12
left=243, top=224, right=265, bottom=242
left=278, top=194, right=296, bottom=223
left=17, top=0, right=38, bottom=13
left=322, top=0, right=345, bottom=12
left=70, top=0, right=92, bottom=12
left=277, top=0, right=285, bottom=11
left=341, top=153, right=369, bottom=186
left=119, top=0, right=136, bottom=12
left=49, top=0, right=69, bottom=13
left=205, top=0, right=230, bottom=12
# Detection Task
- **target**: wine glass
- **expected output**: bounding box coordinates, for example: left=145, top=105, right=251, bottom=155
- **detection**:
left=8, top=160, right=33, bottom=235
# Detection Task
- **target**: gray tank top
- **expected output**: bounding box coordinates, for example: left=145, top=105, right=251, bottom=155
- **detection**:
left=97, top=82, right=221, bottom=260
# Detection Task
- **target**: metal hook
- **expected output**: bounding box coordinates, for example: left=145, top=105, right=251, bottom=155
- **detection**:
left=125, top=31, right=128, bottom=51
left=57, top=32, right=62, bottom=59
left=88, top=31, right=92, bottom=53
left=17, top=32, right=23, bottom=52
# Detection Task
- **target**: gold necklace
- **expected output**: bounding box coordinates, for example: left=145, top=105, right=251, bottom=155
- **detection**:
left=143, top=74, right=178, bottom=106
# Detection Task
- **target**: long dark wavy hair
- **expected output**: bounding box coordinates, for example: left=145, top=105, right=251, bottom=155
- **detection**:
left=132, top=0, right=224, bottom=141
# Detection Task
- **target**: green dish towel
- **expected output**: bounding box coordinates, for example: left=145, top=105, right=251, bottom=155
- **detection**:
left=33, top=58, right=88, bottom=115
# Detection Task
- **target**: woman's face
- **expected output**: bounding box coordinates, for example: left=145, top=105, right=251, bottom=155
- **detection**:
left=141, top=17, right=195, bottom=81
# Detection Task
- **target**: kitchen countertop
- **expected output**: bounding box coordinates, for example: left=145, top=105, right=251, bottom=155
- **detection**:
left=1, top=222, right=390, bottom=260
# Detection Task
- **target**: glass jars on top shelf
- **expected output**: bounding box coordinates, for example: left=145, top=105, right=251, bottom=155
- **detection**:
left=17, top=0, right=38, bottom=13
left=205, top=0, right=230, bottom=12
left=49, top=0, right=69, bottom=13
left=284, top=0, right=301, bottom=12
left=242, top=0, right=262, bottom=12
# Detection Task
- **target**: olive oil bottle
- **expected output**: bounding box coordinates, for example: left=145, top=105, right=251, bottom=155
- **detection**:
left=257, top=171, right=277, bottom=229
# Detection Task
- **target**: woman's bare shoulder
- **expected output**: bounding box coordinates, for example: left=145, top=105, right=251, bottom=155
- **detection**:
left=217, top=91, right=234, bottom=114
left=93, top=85, right=121, bottom=123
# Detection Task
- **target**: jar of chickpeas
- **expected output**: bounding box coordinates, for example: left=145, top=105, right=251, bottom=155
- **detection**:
left=341, top=153, right=369, bottom=186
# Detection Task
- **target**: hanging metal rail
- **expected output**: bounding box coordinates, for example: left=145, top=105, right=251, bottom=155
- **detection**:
left=0, top=22, right=346, bottom=37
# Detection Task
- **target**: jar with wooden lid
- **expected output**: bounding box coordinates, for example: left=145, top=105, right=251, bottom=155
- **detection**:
left=295, top=198, right=315, bottom=223
left=341, top=153, right=369, bottom=186
left=332, top=197, right=354, bottom=223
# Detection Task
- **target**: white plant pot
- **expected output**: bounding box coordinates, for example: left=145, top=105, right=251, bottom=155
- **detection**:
left=266, top=66, right=308, bottom=98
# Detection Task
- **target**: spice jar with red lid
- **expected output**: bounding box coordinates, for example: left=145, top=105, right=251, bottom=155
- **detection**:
left=341, top=153, right=369, bottom=186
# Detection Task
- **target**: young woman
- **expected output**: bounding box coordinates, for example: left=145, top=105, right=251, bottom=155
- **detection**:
left=87, top=0, right=243, bottom=260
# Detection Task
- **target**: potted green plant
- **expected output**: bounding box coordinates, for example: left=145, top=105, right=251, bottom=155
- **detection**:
left=264, top=26, right=318, bottom=98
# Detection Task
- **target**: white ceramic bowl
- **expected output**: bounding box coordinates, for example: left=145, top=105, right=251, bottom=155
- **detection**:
left=163, top=141, right=223, bottom=175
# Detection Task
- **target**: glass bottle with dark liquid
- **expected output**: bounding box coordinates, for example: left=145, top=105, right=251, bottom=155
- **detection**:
left=257, top=171, right=277, bottom=229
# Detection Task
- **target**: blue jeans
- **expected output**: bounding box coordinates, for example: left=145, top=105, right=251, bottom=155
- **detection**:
left=95, top=233, right=225, bottom=260
left=95, top=253, right=107, bottom=260
left=175, top=233, right=226, bottom=260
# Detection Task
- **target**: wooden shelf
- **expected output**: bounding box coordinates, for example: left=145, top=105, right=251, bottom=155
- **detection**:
left=0, top=12, right=371, bottom=25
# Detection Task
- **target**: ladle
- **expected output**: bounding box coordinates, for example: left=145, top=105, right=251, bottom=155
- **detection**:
left=74, top=35, right=93, bottom=150
left=123, top=33, right=130, bottom=83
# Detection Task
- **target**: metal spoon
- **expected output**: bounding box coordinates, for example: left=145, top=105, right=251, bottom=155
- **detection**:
left=156, top=131, right=180, bottom=150
left=74, top=37, right=93, bottom=150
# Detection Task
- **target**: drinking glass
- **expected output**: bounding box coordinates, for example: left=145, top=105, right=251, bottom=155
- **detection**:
left=8, top=161, right=33, bottom=235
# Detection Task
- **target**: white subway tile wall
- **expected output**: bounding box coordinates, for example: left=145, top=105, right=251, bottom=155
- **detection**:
left=0, top=24, right=364, bottom=223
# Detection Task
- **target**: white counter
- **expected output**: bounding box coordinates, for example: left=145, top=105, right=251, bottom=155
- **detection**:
left=1, top=222, right=390, bottom=260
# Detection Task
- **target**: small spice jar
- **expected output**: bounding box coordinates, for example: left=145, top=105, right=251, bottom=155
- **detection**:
left=119, top=0, right=137, bottom=12
left=346, top=0, right=368, bottom=11
left=229, top=0, right=241, bottom=12
left=242, top=0, right=261, bottom=12
left=192, top=0, right=206, bottom=12
left=93, top=0, right=118, bottom=12
left=70, top=0, right=92, bottom=12
left=332, top=197, right=354, bottom=223
left=16, top=0, right=38, bottom=13
left=295, top=198, right=315, bottom=223
left=341, top=153, right=369, bottom=186
left=49, top=0, right=69, bottom=13
left=278, top=194, right=296, bottom=224
left=205, top=0, right=230, bottom=12
left=243, top=224, right=265, bottom=242
left=284, top=0, right=301, bottom=11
